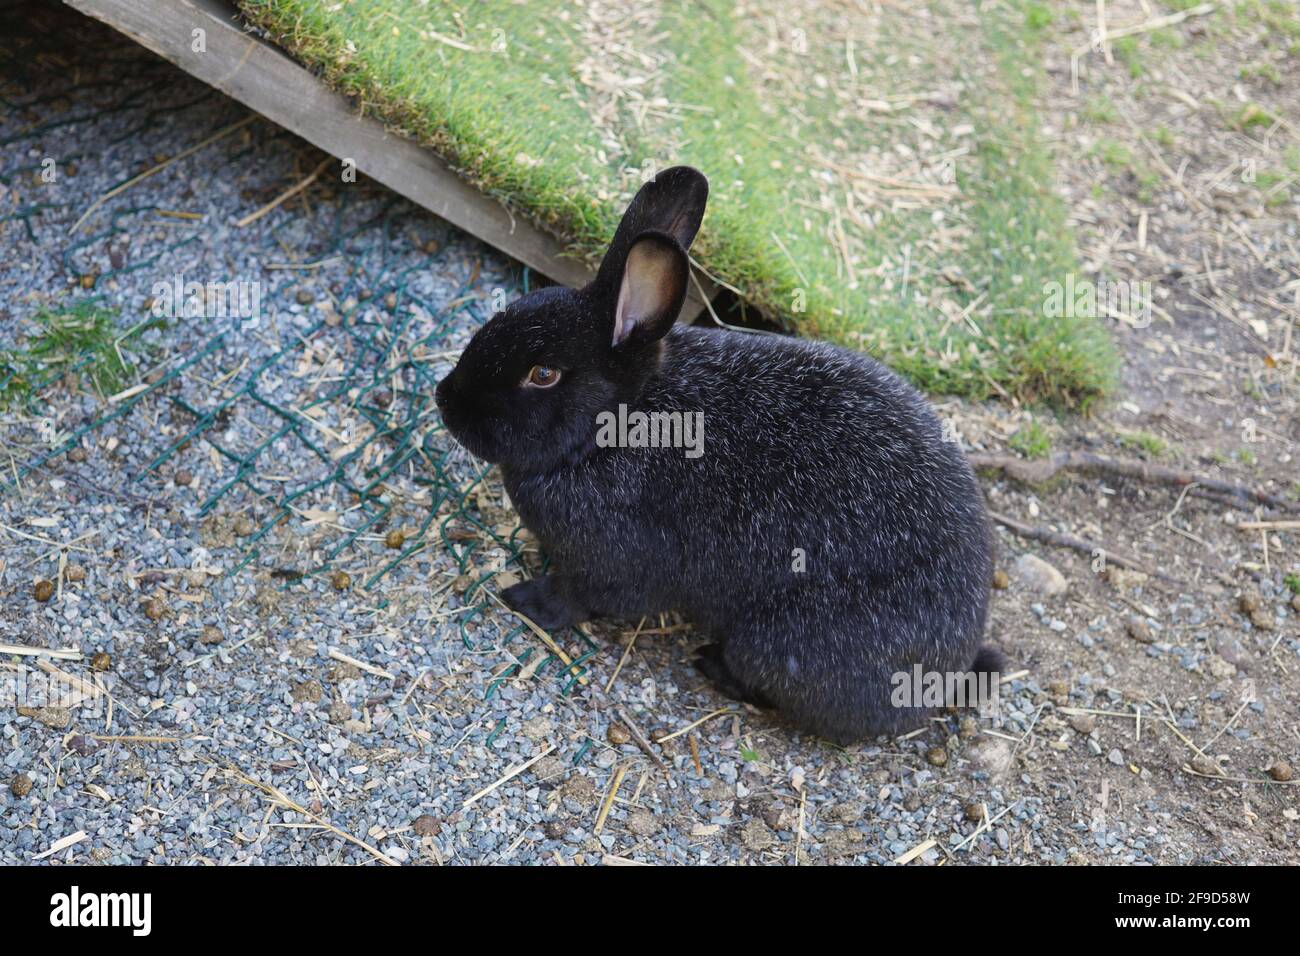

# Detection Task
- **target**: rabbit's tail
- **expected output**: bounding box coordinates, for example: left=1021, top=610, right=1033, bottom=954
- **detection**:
left=970, top=644, right=1007, bottom=676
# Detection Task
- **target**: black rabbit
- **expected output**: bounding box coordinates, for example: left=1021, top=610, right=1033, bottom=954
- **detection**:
left=436, top=166, right=998, bottom=743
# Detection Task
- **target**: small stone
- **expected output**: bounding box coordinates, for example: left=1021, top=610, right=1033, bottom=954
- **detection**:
left=384, top=529, right=405, bottom=549
left=1206, top=655, right=1236, bottom=680
left=1292, top=594, right=1300, bottom=614
left=1107, top=749, right=1124, bottom=766
left=330, top=570, right=352, bottom=591
left=991, top=569, right=1010, bottom=590
left=926, top=746, right=948, bottom=767
left=1267, top=760, right=1294, bottom=782
left=740, top=817, right=776, bottom=851
left=903, top=792, right=923, bottom=812
left=200, top=625, right=224, bottom=645
left=67, top=734, right=98, bottom=757
left=1068, top=714, right=1096, bottom=735
left=90, top=652, right=111, bottom=671
left=521, top=716, right=552, bottom=740
left=65, top=564, right=86, bottom=583
left=626, top=810, right=659, bottom=837
left=543, top=820, right=567, bottom=841
left=143, top=597, right=165, bottom=621
left=10, top=775, right=32, bottom=798
left=412, top=814, right=441, bottom=837
left=1248, top=608, right=1275, bottom=632
left=174, top=469, right=193, bottom=486
left=1190, top=754, right=1220, bottom=777
left=606, top=724, right=631, bottom=746
left=291, top=680, right=322, bottom=703
left=1125, top=618, right=1154, bottom=644
left=34, top=580, right=54, bottom=602
left=1012, top=554, right=1067, bottom=596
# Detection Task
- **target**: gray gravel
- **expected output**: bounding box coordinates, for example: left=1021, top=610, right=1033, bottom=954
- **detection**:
left=2, top=3, right=1296, bottom=867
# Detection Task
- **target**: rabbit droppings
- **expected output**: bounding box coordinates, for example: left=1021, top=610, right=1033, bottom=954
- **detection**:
left=436, top=166, right=1000, bottom=744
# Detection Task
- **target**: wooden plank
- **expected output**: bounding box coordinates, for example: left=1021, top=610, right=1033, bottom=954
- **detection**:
left=59, top=0, right=716, bottom=320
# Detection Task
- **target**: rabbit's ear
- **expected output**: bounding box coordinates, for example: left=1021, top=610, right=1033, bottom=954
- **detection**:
left=611, top=232, right=689, bottom=349
left=594, top=167, right=708, bottom=296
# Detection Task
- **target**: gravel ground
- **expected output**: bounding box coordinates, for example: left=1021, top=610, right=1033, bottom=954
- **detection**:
left=1, top=3, right=1297, bottom=867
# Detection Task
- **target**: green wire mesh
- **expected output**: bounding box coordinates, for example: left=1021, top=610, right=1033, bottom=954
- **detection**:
left=0, top=1, right=598, bottom=702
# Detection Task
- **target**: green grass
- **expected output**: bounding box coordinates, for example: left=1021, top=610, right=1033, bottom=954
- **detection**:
left=0, top=302, right=139, bottom=409
left=238, top=0, right=1115, bottom=407
left=1009, top=420, right=1052, bottom=458
left=1285, top=574, right=1300, bottom=597
left=1118, top=431, right=1167, bottom=457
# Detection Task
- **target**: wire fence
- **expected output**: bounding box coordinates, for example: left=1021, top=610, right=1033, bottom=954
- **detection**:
left=0, top=0, right=597, bottom=701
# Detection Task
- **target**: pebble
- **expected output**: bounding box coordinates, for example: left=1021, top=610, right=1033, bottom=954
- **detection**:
left=1108, top=749, right=1124, bottom=766
left=606, top=724, right=631, bottom=745
left=1125, top=618, right=1154, bottom=643
left=1190, top=754, right=1220, bottom=777
left=1013, top=554, right=1067, bottom=596
left=1068, top=714, right=1096, bottom=735
left=412, top=814, right=441, bottom=837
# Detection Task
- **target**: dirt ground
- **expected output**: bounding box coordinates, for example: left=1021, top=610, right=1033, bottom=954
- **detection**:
left=946, top=0, right=1300, bottom=863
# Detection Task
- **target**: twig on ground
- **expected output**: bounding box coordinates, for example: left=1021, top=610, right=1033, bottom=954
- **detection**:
left=970, top=451, right=1293, bottom=511
left=988, top=510, right=1181, bottom=585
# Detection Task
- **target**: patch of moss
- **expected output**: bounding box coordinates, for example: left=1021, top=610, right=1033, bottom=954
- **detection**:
left=1119, top=431, right=1167, bottom=457
left=1010, top=421, right=1052, bottom=459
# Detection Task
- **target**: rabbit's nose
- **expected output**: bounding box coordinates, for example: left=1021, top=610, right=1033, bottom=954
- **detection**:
left=435, top=373, right=455, bottom=409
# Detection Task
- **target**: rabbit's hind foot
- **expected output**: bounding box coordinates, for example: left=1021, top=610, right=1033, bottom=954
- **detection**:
left=693, top=642, right=774, bottom=710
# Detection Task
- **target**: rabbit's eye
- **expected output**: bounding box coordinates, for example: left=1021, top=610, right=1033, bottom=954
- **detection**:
left=525, top=365, right=561, bottom=388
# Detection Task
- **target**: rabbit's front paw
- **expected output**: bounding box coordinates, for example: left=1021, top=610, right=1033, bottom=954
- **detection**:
left=500, top=575, right=585, bottom=631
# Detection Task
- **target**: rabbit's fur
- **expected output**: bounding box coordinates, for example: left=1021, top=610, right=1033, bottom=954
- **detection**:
left=436, top=167, right=997, bottom=743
